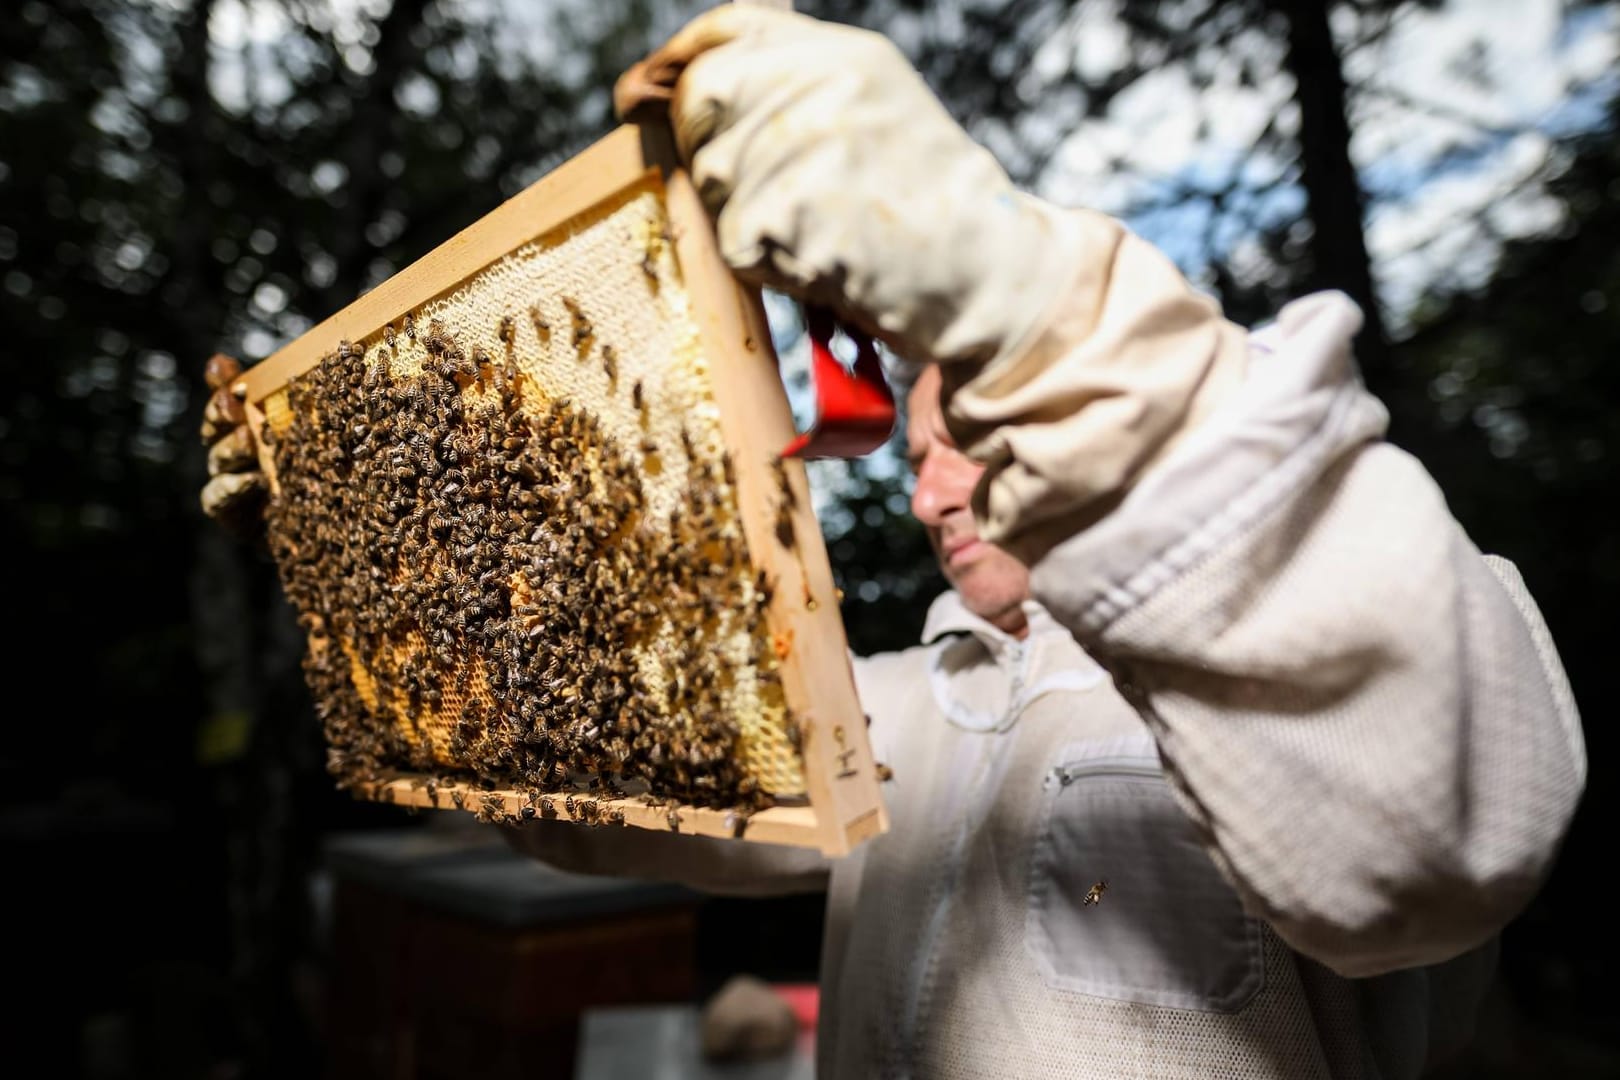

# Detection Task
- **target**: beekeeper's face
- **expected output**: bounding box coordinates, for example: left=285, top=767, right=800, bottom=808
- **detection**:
left=906, top=366, right=1030, bottom=639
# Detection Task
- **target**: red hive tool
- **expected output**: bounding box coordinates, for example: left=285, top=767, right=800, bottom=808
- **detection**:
left=780, top=305, right=896, bottom=459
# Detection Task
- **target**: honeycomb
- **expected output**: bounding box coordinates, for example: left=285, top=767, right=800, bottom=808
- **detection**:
left=259, top=178, right=804, bottom=811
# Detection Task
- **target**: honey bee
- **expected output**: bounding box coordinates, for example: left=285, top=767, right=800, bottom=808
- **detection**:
left=270, top=336, right=801, bottom=821
left=783, top=713, right=803, bottom=755
left=771, top=455, right=797, bottom=508
left=561, top=296, right=591, bottom=349
left=641, top=220, right=674, bottom=281
left=1082, top=880, right=1109, bottom=907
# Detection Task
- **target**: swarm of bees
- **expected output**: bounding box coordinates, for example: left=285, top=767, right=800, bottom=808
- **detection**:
left=262, top=296, right=791, bottom=815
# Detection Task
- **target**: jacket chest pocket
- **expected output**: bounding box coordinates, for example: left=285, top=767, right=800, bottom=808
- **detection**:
left=1024, top=741, right=1264, bottom=1013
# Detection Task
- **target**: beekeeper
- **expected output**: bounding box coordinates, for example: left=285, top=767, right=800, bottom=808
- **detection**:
left=201, top=9, right=1586, bottom=1078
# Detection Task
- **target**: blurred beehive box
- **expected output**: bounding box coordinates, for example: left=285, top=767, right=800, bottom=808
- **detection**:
left=236, top=124, right=886, bottom=854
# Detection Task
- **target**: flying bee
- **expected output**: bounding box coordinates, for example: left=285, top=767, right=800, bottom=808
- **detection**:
left=1082, top=879, right=1109, bottom=907
left=875, top=763, right=894, bottom=782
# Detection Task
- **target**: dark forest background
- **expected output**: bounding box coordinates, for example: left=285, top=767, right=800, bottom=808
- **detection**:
left=3, top=1, right=1616, bottom=1077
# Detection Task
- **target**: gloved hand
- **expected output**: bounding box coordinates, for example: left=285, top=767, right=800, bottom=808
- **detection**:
left=698, top=974, right=797, bottom=1062
left=616, top=8, right=1248, bottom=560
left=198, top=353, right=267, bottom=533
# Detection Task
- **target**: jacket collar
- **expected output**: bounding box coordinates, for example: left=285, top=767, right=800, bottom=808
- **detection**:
left=921, top=590, right=1069, bottom=654
left=920, top=591, right=1108, bottom=733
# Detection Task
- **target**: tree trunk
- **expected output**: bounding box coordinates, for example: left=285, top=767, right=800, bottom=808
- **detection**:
left=1272, top=0, right=1391, bottom=397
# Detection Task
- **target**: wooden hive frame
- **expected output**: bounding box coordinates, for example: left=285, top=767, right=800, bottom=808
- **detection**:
left=236, top=123, right=888, bottom=855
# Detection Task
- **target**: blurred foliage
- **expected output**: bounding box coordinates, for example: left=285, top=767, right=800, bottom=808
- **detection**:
left=0, top=0, right=653, bottom=775
left=2, top=0, right=1617, bottom=1076
left=0, top=1, right=690, bottom=1075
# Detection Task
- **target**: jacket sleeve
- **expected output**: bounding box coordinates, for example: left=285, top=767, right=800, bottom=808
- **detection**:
left=500, top=816, right=829, bottom=898
left=941, top=224, right=1587, bottom=977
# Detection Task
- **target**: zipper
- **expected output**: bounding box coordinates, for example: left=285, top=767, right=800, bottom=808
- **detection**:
left=1004, top=637, right=1028, bottom=720
left=1044, top=757, right=1163, bottom=790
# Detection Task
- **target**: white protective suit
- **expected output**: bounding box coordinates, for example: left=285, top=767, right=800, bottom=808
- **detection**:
left=511, top=10, right=1587, bottom=1079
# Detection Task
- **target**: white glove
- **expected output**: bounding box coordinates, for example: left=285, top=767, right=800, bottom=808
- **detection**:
left=617, top=9, right=1249, bottom=560
left=617, top=7, right=1079, bottom=368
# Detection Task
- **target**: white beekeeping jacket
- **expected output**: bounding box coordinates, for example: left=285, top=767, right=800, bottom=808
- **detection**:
left=507, top=290, right=1584, bottom=1079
